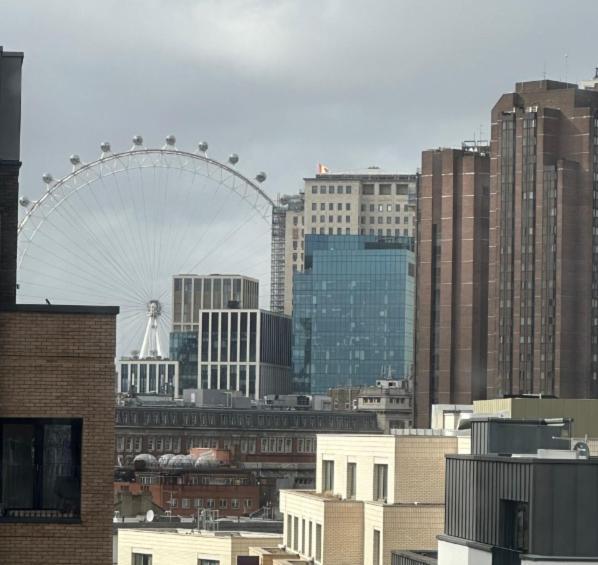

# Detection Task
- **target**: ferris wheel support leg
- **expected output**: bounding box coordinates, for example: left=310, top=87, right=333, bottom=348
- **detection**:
left=140, top=316, right=153, bottom=358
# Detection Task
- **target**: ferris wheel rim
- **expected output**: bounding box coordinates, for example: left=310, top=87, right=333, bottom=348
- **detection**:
left=18, top=146, right=275, bottom=237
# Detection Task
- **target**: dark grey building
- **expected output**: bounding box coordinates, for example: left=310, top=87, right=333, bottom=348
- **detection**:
left=0, top=47, right=23, bottom=304
left=439, top=419, right=598, bottom=563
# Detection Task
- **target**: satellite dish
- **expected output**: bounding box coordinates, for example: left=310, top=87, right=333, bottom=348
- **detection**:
left=146, top=509, right=155, bottom=522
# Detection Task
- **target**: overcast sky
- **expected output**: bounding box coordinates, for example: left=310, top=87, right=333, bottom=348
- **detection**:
left=2, top=0, right=598, bottom=348
left=3, top=0, right=598, bottom=197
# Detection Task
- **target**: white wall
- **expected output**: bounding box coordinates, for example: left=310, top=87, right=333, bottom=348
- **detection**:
left=438, top=539, right=492, bottom=565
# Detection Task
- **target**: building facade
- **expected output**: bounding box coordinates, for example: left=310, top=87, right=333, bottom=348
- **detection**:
left=198, top=309, right=292, bottom=399
left=0, top=47, right=22, bottom=304
left=293, top=235, right=415, bottom=393
left=279, top=433, right=459, bottom=565
left=415, top=146, right=490, bottom=427
left=172, top=274, right=259, bottom=332
left=117, top=357, right=180, bottom=397
left=488, top=79, right=598, bottom=399
left=115, top=404, right=380, bottom=506
left=271, top=171, right=417, bottom=316
left=0, top=306, right=119, bottom=564
left=118, top=529, right=283, bottom=565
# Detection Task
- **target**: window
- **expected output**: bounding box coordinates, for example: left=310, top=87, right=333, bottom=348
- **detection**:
left=0, top=418, right=82, bottom=521
left=345, top=203, right=351, bottom=210
left=373, top=529, right=381, bottom=565
left=294, top=516, right=299, bottom=550
left=133, top=554, right=152, bottom=565
left=337, top=185, right=344, bottom=194
left=315, top=523, right=322, bottom=561
left=346, top=186, right=352, bottom=194
left=373, top=464, right=388, bottom=501
left=231, top=498, right=239, bottom=509
left=244, top=498, right=253, bottom=509
left=219, top=498, right=227, bottom=509
left=379, top=183, right=391, bottom=195
left=308, top=520, right=313, bottom=556
left=302, top=518, right=306, bottom=553
left=207, top=498, right=215, bottom=508
left=287, top=514, right=292, bottom=546
left=311, top=186, right=317, bottom=194
left=194, top=498, right=203, bottom=508
left=182, top=498, right=190, bottom=508
left=322, top=460, right=334, bottom=492
left=347, top=462, right=356, bottom=499
left=362, top=183, right=374, bottom=195
left=198, top=560, right=219, bottom=565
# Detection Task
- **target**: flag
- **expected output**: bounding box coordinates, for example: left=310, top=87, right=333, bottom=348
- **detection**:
left=318, top=163, right=330, bottom=174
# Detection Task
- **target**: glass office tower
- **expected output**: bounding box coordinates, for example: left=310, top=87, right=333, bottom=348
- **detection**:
left=292, top=235, right=415, bottom=393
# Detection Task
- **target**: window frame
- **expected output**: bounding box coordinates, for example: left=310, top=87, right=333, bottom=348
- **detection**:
left=0, top=417, right=83, bottom=523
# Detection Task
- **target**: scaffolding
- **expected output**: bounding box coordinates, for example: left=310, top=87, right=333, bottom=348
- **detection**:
left=270, top=204, right=286, bottom=314
left=270, top=193, right=305, bottom=315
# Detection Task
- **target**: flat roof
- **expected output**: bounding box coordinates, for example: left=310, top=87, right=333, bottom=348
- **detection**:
left=0, top=304, right=119, bottom=315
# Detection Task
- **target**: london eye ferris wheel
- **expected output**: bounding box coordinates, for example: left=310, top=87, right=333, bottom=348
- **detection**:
left=17, top=135, right=275, bottom=357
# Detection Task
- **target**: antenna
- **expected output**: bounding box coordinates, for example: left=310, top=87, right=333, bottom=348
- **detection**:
left=564, top=53, right=569, bottom=85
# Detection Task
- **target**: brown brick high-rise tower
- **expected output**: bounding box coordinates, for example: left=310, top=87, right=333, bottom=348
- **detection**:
left=415, top=146, right=490, bottom=427
left=488, top=80, right=598, bottom=399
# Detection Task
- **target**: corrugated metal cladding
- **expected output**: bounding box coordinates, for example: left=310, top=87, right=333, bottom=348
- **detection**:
left=445, top=456, right=598, bottom=557
left=444, top=456, right=533, bottom=547
left=391, top=551, right=437, bottom=565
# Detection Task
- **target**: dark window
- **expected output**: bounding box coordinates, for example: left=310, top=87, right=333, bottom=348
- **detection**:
left=347, top=462, right=356, bottom=499
left=0, top=418, right=82, bottom=521
left=133, top=555, right=152, bottom=565
left=322, top=460, right=334, bottom=492
left=373, top=463, right=387, bottom=501
left=500, top=499, right=529, bottom=552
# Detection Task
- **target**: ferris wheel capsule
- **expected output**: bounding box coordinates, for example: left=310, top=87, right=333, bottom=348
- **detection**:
left=132, top=135, right=143, bottom=147
left=165, top=135, right=176, bottom=147
left=198, top=141, right=208, bottom=153
left=42, top=173, right=53, bottom=185
left=228, top=153, right=239, bottom=165
left=100, top=141, right=111, bottom=154
left=19, top=196, right=31, bottom=207
left=255, top=171, right=267, bottom=183
left=69, top=154, right=81, bottom=166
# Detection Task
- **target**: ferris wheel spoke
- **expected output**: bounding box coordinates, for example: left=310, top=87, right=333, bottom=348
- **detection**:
left=17, top=277, right=146, bottom=307
left=22, top=211, right=148, bottom=303
left=185, top=204, right=264, bottom=274
left=86, top=169, right=157, bottom=295
left=171, top=172, right=238, bottom=276
left=105, top=165, right=156, bottom=294
left=18, top=145, right=274, bottom=356
left=19, top=254, right=145, bottom=307
left=43, top=191, right=151, bottom=297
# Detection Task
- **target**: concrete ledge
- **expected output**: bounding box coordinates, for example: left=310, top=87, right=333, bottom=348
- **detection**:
left=0, top=303, right=120, bottom=315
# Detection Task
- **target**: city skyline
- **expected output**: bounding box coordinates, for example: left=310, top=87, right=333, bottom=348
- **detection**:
left=2, top=0, right=597, bottom=200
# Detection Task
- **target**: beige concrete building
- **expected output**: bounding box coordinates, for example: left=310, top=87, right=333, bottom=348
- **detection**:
left=271, top=171, right=417, bottom=316
left=117, top=528, right=283, bottom=565
left=474, top=397, right=598, bottom=437
left=278, top=433, right=458, bottom=565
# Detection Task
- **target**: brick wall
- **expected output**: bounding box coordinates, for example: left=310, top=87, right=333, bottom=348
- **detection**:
left=0, top=307, right=117, bottom=565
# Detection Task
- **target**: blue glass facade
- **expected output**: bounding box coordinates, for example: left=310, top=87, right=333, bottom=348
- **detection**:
left=292, top=235, right=415, bottom=393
